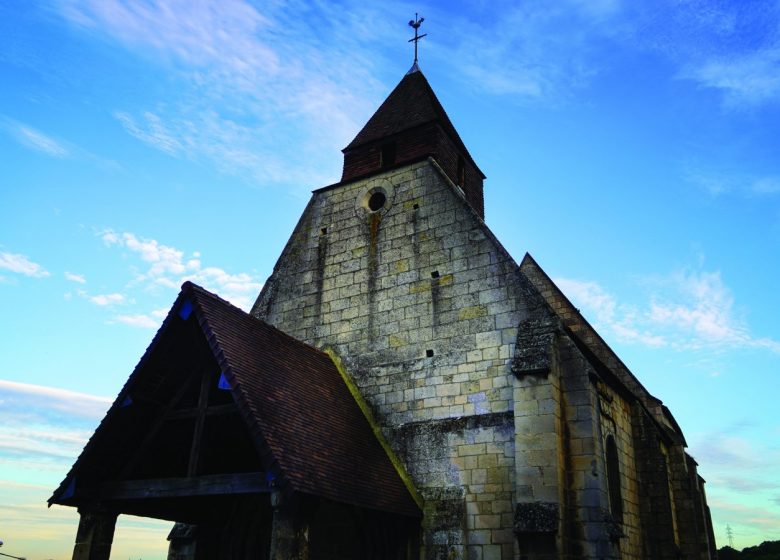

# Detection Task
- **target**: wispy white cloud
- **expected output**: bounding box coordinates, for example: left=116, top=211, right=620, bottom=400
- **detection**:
left=687, top=48, right=780, bottom=107
left=683, top=164, right=780, bottom=198
left=100, top=229, right=261, bottom=310
left=114, top=111, right=181, bottom=155
left=752, top=176, right=780, bottom=195
left=0, top=251, right=50, bottom=278
left=0, top=379, right=109, bottom=494
left=58, top=0, right=399, bottom=188
left=89, top=293, right=125, bottom=306
left=555, top=267, right=780, bottom=354
left=0, top=428, right=93, bottom=460
left=649, top=270, right=744, bottom=346
left=3, top=119, right=70, bottom=158
left=708, top=497, right=780, bottom=541
left=694, top=433, right=766, bottom=469
left=112, top=306, right=170, bottom=329
left=713, top=476, right=778, bottom=493
left=608, top=1, right=780, bottom=107
left=64, top=271, right=86, bottom=284
left=0, top=379, right=111, bottom=420
left=437, top=0, right=780, bottom=109
left=113, top=313, right=158, bottom=329
left=688, top=426, right=780, bottom=545
left=555, top=277, right=667, bottom=347
left=439, top=0, right=622, bottom=100
left=0, top=485, right=170, bottom=559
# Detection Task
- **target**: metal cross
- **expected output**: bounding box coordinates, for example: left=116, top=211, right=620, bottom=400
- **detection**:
left=408, top=13, right=427, bottom=64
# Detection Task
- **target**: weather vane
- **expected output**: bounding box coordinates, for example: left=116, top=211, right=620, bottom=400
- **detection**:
left=408, top=13, right=426, bottom=64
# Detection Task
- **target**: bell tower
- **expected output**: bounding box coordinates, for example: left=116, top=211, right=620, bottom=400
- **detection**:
left=340, top=63, right=486, bottom=218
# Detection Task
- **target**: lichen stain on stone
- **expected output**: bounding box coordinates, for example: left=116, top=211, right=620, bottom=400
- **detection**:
left=388, top=334, right=406, bottom=348
left=431, top=276, right=440, bottom=331
left=409, top=274, right=452, bottom=294
left=403, top=198, right=421, bottom=210
left=351, top=246, right=366, bottom=258
left=366, top=212, right=382, bottom=343
left=458, top=305, right=487, bottom=321
left=314, top=230, right=328, bottom=321
left=410, top=203, right=420, bottom=272
left=394, top=259, right=410, bottom=273
left=368, top=212, right=381, bottom=254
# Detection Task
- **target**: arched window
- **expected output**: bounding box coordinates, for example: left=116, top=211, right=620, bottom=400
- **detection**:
left=606, top=435, right=623, bottom=521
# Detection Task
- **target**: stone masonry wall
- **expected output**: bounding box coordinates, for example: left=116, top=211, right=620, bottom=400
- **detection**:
left=631, top=404, right=679, bottom=559
left=592, top=377, right=643, bottom=559
left=252, top=160, right=531, bottom=559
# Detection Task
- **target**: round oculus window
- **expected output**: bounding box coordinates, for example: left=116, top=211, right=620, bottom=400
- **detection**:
left=367, top=191, right=387, bottom=212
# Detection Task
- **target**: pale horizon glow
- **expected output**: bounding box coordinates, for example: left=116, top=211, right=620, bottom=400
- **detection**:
left=1, top=0, right=779, bottom=557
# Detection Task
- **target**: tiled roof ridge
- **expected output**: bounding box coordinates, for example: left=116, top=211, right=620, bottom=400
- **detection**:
left=181, top=280, right=333, bottom=361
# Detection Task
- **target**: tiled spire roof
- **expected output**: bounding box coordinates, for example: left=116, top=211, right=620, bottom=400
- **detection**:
left=344, top=67, right=471, bottom=162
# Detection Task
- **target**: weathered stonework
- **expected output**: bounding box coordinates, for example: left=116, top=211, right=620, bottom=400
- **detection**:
left=254, top=160, right=522, bottom=558
left=248, top=68, right=716, bottom=559
left=251, top=148, right=715, bottom=558
left=56, top=66, right=716, bottom=560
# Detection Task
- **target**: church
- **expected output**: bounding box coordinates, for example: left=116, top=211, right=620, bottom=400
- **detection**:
left=50, top=36, right=717, bottom=560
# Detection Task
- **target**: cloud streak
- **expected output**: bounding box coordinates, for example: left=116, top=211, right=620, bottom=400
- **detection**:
left=89, top=293, right=125, bottom=306
left=0, top=379, right=111, bottom=419
left=100, top=228, right=262, bottom=312
left=555, top=267, right=780, bottom=354
left=2, top=118, right=70, bottom=158
left=59, top=0, right=397, bottom=189
left=0, top=251, right=50, bottom=278
left=64, top=271, right=86, bottom=284
left=0, top=380, right=110, bottom=473
left=690, top=48, right=780, bottom=106
left=438, top=0, right=780, bottom=108
left=113, top=313, right=158, bottom=329
left=439, top=0, right=621, bottom=100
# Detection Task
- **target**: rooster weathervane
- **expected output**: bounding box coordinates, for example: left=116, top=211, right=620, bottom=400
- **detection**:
left=408, top=14, right=427, bottom=64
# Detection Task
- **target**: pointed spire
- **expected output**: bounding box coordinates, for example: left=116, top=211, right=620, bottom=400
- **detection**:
left=343, top=69, right=454, bottom=151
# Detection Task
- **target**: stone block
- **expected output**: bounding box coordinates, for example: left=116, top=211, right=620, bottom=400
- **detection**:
left=482, top=544, right=501, bottom=560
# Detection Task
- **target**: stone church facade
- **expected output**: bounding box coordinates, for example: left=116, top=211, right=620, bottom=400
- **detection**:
left=52, top=65, right=717, bottom=560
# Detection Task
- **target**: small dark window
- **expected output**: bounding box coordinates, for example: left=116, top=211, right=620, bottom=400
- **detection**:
left=426, top=349, right=434, bottom=357
left=457, top=156, right=465, bottom=186
left=320, top=227, right=328, bottom=235
left=368, top=191, right=386, bottom=212
left=431, top=270, right=440, bottom=279
left=606, top=435, right=623, bottom=521
left=413, top=203, right=419, bottom=210
left=380, top=142, right=396, bottom=169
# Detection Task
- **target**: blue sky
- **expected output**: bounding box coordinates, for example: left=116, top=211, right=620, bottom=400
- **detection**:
left=1, top=1, right=779, bottom=557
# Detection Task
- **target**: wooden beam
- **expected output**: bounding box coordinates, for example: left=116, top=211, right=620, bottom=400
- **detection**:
left=166, top=403, right=237, bottom=420
left=187, top=370, right=211, bottom=476
left=117, top=377, right=197, bottom=479
left=100, top=472, right=270, bottom=500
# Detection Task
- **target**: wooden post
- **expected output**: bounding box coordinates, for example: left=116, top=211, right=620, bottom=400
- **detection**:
left=269, top=492, right=309, bottom=560
left=72, top=508, right=117, bottom=560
